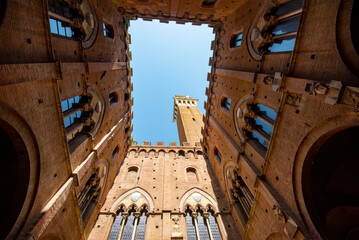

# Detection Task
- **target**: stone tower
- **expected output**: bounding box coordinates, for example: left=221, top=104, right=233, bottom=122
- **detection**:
left=173, top=95, right=204, bottom=146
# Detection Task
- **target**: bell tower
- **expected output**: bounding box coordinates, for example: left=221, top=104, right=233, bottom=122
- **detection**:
left=173, top=95, right=204, bottom=146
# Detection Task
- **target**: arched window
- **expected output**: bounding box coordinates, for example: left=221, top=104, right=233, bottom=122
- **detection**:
left=186, top=168, right=198, bottom=182
left=48, top=0, right=74, bottom=38
left=178, top=150, right=185, bottom=157
left=231, top=169, right=254, bottom=223
left=61, top=89, right=104, bottom=152
left=261, top=0, right=303, bottom=53
left=109, top=207, right=148, bottom=240
left=125, top=167, right=138, bottom=182
left=243, top=103, right=277, bottom=153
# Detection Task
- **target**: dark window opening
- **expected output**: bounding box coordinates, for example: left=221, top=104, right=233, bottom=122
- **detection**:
left=214, top=147, right=222, bottom=165
left=178, top=150, right=185, bottom=157
left=103, top=22, right=114, bottom=38
left=202, top=0, right=217, bottom=7
left=231, top=170, right=254, bottom=223
left=124, top=93, right=130, bottom=101
left=125, top=127, right=130, bottom=134
left=112, top=145, right=120, bottom=164
left=109, top=92, right=118, bottom=106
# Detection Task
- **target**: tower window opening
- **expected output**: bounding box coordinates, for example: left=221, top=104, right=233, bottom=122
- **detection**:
left=192, top=118, right=196, bottom=121
left=202, top=0, right=217, bottom=7
left=124, top=93, right=130, bottom=101
left=221, top=97, right=231, bottom=111
left=112, top=145, right=120, bottom=164
left=109, top=92, right=118, bottom=106
left=214, top=147, right=222, bottom=165
left=186, top=168, right=198, bottom=182
left=230, top=33, right=243, bottom=48
left=103, top=22, right=114, bottom=38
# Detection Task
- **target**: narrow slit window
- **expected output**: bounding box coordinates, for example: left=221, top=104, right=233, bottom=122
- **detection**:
left=214, top=147, right=222, bottom=165
left=112, top=145, right=120, bottom=164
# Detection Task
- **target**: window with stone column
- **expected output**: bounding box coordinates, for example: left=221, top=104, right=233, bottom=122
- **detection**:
left=47, top=0, right=98, bottom=47
left=185, top=206, right=222, bottom=240
left=248, top=0, right=304, bottom=59
left=61, top=88, right=105, bottom=152
left=242, top=102, right=277, bottom=154
left=231, top=168, right=254, bottom=223
left=108, top=206, right=148, bottom=240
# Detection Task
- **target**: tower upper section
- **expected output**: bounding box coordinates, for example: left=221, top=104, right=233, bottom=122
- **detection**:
left=173, top=95, right=203, bottom=146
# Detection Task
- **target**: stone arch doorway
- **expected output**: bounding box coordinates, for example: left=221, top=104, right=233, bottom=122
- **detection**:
left=0, top=119, right=30, bottom=239
left=302, top=126, right=359, bottom=240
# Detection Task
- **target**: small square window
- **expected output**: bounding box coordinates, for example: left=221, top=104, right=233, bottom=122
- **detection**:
left=230, top=33, right=243, bottom=48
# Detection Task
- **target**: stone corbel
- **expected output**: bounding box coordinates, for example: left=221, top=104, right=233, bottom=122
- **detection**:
left=325, top=80, right=342, bottom=105
left=272, top=205, right=299, bottom=239
left=341, top=86, right=359, bottom=109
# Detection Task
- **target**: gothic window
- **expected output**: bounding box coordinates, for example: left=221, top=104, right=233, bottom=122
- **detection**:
left=185, top=208, right=222, bottom=240
left=125, top=167, right=138, bottom=182
left=61, top=91, right=104, bottom=152
left=231, top=169, right=254, bottom=223
left=61, top=96, right=85, bottom=143
left=214, top=147, right=222, bottom=165
left=202, top=0, right=217, bottom=7
left=197, top=210, right=211, bottom=239
left=103, top=22, right=114, bottom=39
left=185, top=210, right=197, bottom=240
left=243, top=103, right=277, bottom=152
left=221, top=97, right=231, bottom=111
left=48, top=0, right=76, bottom=38
left=78, top=172, right=100, bottom=226
left=109, top=92, right=118, bottom=106
left=109, top=207, right=148, bottom=240
left=208, top=208, right=222, bottom=239
left=186, top=168, right=198, bottom=182
left=230, top=33, right=243, bottom=48
left=261, top=0, right=303, bottom=53
left=49, top=18, right=73, bottom=37
left=48, top=0, right=71, bottom=18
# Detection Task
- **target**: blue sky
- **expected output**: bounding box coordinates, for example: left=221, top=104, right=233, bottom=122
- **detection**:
left=129, top=19, right=214, bottom=145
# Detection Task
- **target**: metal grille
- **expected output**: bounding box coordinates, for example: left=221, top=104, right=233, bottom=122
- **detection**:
left=121, top=212, right=135, bottom=240
left=185, top=212, right=197, bottom=240
left=108, top=213, right=123, bottom=240
left=208, top=214, right=222, bottom=240
left=135, top=212, right=147, bottom=240
left=197, top=213, right=210, bottom=240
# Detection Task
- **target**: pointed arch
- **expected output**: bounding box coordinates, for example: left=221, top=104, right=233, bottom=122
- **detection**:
left=179, top=188, right=219, bottom=213
left=110, top=187, right=155, bottom=212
